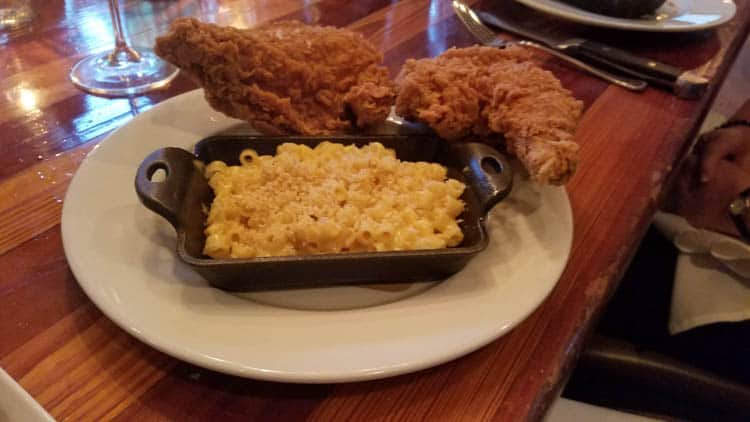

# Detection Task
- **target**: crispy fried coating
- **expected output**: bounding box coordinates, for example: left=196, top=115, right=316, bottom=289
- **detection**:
left=154, top=18, right=394, bottom=135
left=395, top=46, right=583, bottom=184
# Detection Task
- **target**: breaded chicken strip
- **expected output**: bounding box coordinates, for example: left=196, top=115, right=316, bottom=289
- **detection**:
left=155, top=18, right=394, bottom=135
left=395, top=46, right=583, bottom=184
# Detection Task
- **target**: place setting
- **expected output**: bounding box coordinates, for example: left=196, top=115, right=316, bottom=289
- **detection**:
left=61, top=12, right=574, bottom=383
left=462, top=0, right=741, bottom=100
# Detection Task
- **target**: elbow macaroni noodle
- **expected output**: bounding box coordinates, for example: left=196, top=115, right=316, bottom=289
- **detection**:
left=203, top=142, right=466, bottom=258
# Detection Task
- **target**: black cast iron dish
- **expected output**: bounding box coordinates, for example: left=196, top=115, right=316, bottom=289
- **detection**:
left=135, top=134, right=513, bottom=291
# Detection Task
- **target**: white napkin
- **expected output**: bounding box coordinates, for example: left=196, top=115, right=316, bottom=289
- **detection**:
left=652, top=212, right=750, bottom=334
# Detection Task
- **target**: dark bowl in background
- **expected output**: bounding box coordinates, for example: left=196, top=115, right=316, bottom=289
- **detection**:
left=561, top=0, right=667, bottom=18
left=135, top=134, right=513, bottom=292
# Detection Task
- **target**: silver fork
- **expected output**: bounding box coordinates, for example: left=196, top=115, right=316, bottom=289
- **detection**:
left=452, top=1, right=647, bottom=91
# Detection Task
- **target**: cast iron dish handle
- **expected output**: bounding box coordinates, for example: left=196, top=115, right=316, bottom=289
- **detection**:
left=453, top=142, right=514, bottom=216
left=135, top=147, right=198, bottom=229
left=135, top=143, right=513, bottom=229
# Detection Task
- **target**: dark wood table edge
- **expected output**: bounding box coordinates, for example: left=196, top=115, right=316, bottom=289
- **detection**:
left=527, top=20, right=750, bottom=422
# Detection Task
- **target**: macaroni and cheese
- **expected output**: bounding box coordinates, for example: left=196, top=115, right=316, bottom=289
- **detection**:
left=203, top=142, right=466, bottom=258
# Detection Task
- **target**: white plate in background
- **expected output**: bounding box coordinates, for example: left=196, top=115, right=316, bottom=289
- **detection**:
left=514, top=0, right=736, bottom=32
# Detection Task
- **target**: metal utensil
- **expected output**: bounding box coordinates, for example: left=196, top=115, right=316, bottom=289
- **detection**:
left=452, top=1, right=647, bottom=91
left=476, top=10, right=709, bottom=99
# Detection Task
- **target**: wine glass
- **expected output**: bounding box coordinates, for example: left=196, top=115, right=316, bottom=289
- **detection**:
left=69, top=0, right=178, bottom=97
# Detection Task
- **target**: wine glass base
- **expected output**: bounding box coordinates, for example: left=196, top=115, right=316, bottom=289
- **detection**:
left=70, top=48, right=179, bottom=97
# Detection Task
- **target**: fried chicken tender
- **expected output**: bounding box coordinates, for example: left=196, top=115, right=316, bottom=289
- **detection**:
left=154, top=18, right=394, bottom=135
left=395, top=46, right=583, bottom=184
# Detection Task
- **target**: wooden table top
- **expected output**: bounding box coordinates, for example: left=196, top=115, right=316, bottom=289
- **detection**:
left=1, top=0, right=749, bottom=420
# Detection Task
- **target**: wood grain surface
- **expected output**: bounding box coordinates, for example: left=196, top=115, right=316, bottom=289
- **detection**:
left=1, top=0, right=749, bottom=420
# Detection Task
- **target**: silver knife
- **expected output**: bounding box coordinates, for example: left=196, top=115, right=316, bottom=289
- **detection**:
left=452, top=1, right=647, bottom=91
left=477, top=10, right=709, bottom=99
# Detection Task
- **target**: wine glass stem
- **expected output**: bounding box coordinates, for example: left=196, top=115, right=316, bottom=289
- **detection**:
left=107, top=0, right=142, bottom=65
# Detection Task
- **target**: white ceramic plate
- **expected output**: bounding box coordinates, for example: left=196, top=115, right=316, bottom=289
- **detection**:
left=0, top=369, right=54, bottom=422
left=61, top=89, right=573, bottom=383
left=514, top=0, right=736, bottom=32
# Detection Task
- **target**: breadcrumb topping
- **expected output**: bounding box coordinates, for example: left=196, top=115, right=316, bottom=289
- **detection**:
left=203, top=142, right=466, bottom=258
